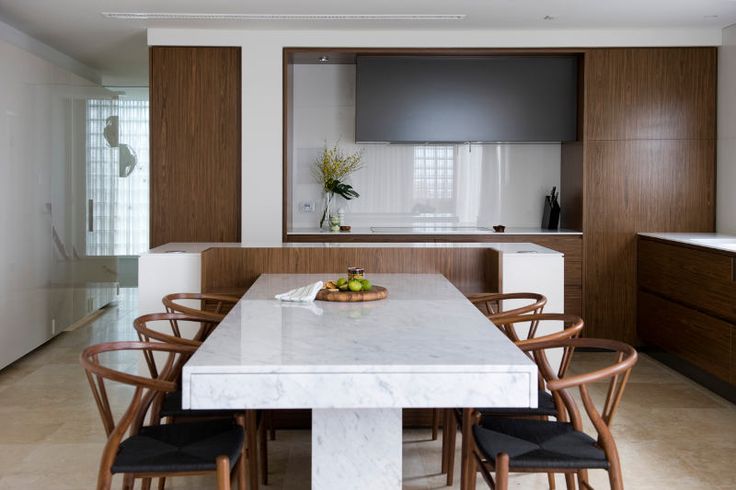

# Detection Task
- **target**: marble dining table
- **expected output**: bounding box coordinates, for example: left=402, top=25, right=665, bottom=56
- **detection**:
left=182, top=273, right=538, bottom=490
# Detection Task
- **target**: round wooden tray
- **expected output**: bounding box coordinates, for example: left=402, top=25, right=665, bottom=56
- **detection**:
left=316, top=285, right=388, bottom=302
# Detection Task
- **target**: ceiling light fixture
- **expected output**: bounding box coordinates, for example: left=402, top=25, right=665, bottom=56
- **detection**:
left=319, top=56, right=329, bottom=63
left=101, top=12, right=466, bottom=21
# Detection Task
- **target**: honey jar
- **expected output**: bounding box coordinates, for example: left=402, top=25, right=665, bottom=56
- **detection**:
left=347, top=267, right=364, bottom=280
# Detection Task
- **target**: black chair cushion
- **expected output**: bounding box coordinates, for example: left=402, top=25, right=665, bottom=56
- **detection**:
left=473, top=418, right=609, bottom=470
left=478, top=390, right=558, bottom=418
left=111, top=420, right=243, bottom=474
left=159, top=390, right=238, bottom=419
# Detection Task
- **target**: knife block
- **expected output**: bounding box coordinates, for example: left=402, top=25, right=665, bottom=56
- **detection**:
left=542, top=196, right=560, bottom=229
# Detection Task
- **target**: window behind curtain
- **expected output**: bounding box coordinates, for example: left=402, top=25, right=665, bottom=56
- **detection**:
left=86, top=98, right=149, bottom=256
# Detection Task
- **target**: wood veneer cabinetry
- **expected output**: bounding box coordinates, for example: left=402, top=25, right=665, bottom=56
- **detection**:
left=282, top=47, right=716, bottom=342
left=637, top=236, right=735, bottom=386
left=583, top=47, right=716, bottom=343
left=150, top=47, right=241, bottom=247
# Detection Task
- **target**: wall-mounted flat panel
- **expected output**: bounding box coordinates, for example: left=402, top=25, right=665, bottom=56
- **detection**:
left=150, top=46, right=241, bottom=247
left=355, top=56, right=578, bottom=143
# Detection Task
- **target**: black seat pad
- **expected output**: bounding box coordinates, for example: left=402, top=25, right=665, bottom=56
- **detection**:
left=159, top=390, right=238, bottom=419
left=478, top=390, right=558, bottom=418
left=473, top=418, right=609, bottom=470
left=111, top=420, right=243, bottom=474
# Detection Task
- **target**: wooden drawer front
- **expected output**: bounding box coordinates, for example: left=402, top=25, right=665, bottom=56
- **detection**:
left=638, top=291, right=732, bottom=382
left=638, top=238, right=736, bottom=322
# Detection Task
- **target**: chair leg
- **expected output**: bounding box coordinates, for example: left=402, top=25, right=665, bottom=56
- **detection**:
left=441, top=409, right=450, bottom=474
left=578, top=470, right=592, bottom=490
left=495, top=453, right=510, bottom=490
left=259, top=418, right=269, bottom=485
left=120, top=474, right=133, bottom=490
left=459, top=408, right=473, bottom=490
left=432, top=408, right=440, bottom=440
left=446, top=412, right=457, bottom=486
left=608, top=463, right=624, bottom=490
left=237, top=451, right=246, bottom=490
left=547, top=472, right=556, bottom=489
left=564, top=473, right=576, bottom=489
left=467, top=448, right=478, bottom=490
left=245, top=411, right=260, bottom=490
left=157, top=477, right=166, bottom=490
left=216, top=455, right=231, bottom=490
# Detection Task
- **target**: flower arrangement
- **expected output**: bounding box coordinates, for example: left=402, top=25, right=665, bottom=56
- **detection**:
left=312, top=143, right=364, bottom=229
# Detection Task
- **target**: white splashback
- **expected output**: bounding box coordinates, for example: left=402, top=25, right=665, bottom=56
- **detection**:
left=289, top=64, right=561, bottom=230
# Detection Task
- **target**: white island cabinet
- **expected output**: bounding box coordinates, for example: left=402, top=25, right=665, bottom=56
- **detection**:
left=182, top=273, right=537, bottom=490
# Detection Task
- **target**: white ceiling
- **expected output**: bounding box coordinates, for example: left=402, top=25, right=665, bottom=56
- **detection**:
left=0, top=0, right=735, bottom=85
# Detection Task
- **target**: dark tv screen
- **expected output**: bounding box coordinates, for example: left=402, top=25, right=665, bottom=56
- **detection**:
left=355, top=55, right=578, bottom=143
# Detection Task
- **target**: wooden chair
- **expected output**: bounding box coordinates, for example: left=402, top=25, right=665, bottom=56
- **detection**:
left=80, top=341, right=246, bottom=490
left=433, top=293, right=548, bottom=444
left=134, top=312, right=266, bottom=489
left=468, top=337, right=638, bottom=490
left=162, top=292, right=241, bottom=324
left=443, top=313, right=584, bottom=489
left=165, top=293, right=279, bottom=453
left=467, top=292, right=547, bottom=321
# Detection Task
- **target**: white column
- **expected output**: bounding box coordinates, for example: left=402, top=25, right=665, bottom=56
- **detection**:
left=312, top=408, right=402, bottom=490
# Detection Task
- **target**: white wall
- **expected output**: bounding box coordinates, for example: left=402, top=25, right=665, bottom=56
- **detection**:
left=0, top=32, right=114, bottom=369
left=290, top=65, right=561, bottom=230
left=718, top=24, right=736, bottom=233
left=148, top=27, right=722, bottom=244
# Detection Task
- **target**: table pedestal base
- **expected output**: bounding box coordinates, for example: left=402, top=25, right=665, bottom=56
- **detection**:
left=312, top=408, right=402, bottom=489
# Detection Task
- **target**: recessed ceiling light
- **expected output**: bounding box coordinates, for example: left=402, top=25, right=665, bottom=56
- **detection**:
left=319, top=56, right=329, bottom=63
left=101, top=12, right=466, bottom=21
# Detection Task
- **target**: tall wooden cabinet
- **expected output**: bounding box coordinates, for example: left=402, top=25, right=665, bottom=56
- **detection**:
left=149, top=47, right=242, bottom=247
left=582, top=48, right=717, bottom=343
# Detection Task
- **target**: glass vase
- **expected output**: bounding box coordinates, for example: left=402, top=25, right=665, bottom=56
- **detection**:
left=320, top=192, right=334, bottom=230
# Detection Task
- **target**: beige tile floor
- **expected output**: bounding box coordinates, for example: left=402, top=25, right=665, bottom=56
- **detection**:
left=0, top=289, right=735, bottom=489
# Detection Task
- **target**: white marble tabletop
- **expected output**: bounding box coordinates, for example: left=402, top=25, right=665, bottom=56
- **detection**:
left=182, top=273, right=538, bottom=489
left=182, top=273, right=537, bottom=410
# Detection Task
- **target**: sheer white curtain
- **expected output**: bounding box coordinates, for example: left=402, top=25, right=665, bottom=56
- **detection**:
left=86, top=97, right=149, bottom=256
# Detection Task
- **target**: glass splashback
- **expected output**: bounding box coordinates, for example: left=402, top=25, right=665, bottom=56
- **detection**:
left=288, top=64, right=562, bottom=232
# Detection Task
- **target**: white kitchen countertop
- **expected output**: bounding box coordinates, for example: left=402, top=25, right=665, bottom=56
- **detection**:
left=288, top=226, right=582, bottom=236
left=639, top=232, right=736, bottom=254
left=145, top=241, right=563, bottom=255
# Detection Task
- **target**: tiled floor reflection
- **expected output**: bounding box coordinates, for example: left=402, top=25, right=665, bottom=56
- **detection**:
left=0, top=289, right=734, bottom=489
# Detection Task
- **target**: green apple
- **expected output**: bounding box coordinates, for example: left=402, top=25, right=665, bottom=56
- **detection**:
left=360, top=279, right=372, bottom=291
left=348, top=279, right=363, bottom=292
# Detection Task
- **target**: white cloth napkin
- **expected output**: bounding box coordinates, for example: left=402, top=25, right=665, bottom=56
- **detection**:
left=274, top=281, right=324, bottom=303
